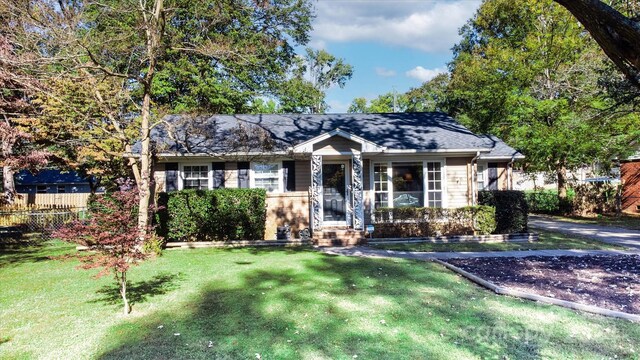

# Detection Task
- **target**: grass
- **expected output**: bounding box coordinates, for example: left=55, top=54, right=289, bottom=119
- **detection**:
left=540, top=214, right=640, bottom=230
left=370, top=230, right=626, bottom=252
left=1, top=240, right=639, bottom=359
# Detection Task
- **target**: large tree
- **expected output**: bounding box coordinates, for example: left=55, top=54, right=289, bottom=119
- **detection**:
left=554, top=0, right=640, bottom=88
left=5, top=0, right=312, bottom=237
left=448, top=0, right=639, bottom=201
left=0, top=29, right=49, bottom=203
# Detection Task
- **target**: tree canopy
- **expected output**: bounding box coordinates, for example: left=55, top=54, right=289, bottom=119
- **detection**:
left=447, top=0, right=639, bottom=198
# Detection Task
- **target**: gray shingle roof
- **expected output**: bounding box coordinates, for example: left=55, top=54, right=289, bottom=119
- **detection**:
left=147, top=112, right=521, bottom=156
left=479, top=135, right=525, bottom=160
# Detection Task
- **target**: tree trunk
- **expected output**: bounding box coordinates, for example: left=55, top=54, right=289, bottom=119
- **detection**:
left=554, top=0, right=640, bottom=88
left=137, top=87, right=152, bottom=240
left=3, top=165, right=15, bottom=204
left=137, top=0, right=164, bottom=241
left=119, top=271, right=131, bottom=315
left=556, top=163, right=570, bottom=213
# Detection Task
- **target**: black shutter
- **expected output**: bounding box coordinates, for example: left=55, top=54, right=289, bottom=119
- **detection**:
left=237, top=162, right=250, bottom=188
left=282, top=160, right=296, bottom=192
left=212, top=162, right=225, bottom=189
left=488, top=163, right=499, bottom=190
left=165, top=163, right=179, bottom=192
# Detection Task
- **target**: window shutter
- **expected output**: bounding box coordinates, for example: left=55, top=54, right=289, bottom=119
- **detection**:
left=165, top=163, right=179, bottom=192
left=212, top=162, right=225, bottom=189
left=282, top=160, right=296, bottom=192
left=237, top=162, right=250, bottom=188
left=488, top=163, right=499, bottom=190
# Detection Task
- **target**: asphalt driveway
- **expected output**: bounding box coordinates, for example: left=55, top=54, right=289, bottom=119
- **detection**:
left=528, top=215, right=640, bottom=250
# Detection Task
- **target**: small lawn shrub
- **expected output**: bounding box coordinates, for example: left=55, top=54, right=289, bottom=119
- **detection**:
left=157, top=188, right=267, bottom=241
left=372, top=206, right=496, bottom=238
left=524, top=189, right=576, bottom=214
left=479, top=190, right=528, bottom=233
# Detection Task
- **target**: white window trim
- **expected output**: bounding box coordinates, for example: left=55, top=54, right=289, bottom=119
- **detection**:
left=179, top=163, right=213, bottom=190
left=477, top=162, right=488, bottom=191
left=423, top=160, right=446, bottom=208
left=370, top=161, right=392, bottom=210
left=250, top=161, right=283, bottom=193
left=369, top=160, right=447, bottom=209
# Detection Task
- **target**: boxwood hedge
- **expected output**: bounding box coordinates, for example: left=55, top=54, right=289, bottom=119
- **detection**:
left=478, top=190, right=528, bottom=233
left=156, top=188, right=267, bottom=241
left=372, top=206, right=496, bottom=238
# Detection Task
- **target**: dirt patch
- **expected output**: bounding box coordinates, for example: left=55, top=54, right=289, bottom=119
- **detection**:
left=447, top=255, right=640, bottom=314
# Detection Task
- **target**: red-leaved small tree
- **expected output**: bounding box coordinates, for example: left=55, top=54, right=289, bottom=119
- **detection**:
left=54, top=181, right=156, bottom=314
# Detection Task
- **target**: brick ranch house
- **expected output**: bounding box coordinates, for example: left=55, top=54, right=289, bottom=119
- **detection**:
left=148, top=112, right=524, bottom=245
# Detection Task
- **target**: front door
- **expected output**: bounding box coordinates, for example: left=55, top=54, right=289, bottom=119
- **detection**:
left=323, top=163, right=348, bottom=225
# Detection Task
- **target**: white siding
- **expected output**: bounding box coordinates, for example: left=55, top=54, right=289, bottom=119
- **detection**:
left=446, top=157, right=471, bottom=207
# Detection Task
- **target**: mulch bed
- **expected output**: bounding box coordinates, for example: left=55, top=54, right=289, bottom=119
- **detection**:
left=447, top=255, right=640, bottom=314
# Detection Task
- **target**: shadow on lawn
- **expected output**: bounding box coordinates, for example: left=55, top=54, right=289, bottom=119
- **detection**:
left=0, top=236, right=54, bottom=268
left=91, top=272, right=184, bottom=308
left=95, top=252, right=633, bottom=359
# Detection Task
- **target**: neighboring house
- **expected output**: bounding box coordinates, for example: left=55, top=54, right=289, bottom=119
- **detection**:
left=14, top=170, right=100, bottom=194
left=621, top=151, right=640, bottom=214
left=148, top=112, right=524, bottom=244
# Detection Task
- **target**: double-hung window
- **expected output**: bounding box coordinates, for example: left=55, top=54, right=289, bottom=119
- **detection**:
left=425, top=162, right=443, bottom=208
left=253, top=163, right=280, bottom=192
left=183, top=165, right=209, bottom=190
left=373, top=163, right=389, bottom=209
left=477, top=164, right=485, bottom=191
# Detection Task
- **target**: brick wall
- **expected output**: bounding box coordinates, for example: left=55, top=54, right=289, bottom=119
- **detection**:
left=621, top=160, right=640, bottom=213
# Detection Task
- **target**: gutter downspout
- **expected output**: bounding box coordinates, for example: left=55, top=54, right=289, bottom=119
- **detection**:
left=471, top=151, right=481, bottom=235
left=471, top=151, right=481, bottom=206
left=508, top=155, right=516, bottom=190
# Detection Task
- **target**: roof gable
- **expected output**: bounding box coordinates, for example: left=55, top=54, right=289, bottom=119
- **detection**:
left=292, top=128, right=386, bottom=154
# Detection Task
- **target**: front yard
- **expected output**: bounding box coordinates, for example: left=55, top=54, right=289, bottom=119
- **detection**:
left=1, top=240, right=639, bottom=359
left=370, top=230, right=625, bottom=252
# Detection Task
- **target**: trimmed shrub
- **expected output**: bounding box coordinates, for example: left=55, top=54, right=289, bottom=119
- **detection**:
left=372, top=206, right=496, bottom=238
left=479, top=190, right=528, bottom=233
left=157, top=188, right=267, bottom=241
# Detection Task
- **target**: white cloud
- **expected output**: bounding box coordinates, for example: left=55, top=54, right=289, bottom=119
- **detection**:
left=375, top=67, right=396, bottom=77
left=405, top=66, right=447, bottom=82
left=326, top=99, right=352, bottom=114
left=311, top=1, right=481, bottom=52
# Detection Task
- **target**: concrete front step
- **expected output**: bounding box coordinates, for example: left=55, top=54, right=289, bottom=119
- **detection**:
left=313, top=228, right=366, bottom=246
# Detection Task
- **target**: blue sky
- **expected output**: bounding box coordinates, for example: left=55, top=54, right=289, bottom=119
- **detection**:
left=306, top=0, right=481, bottom=113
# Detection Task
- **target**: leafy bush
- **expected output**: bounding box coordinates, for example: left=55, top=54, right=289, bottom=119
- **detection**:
left=158, top=189, right=267, bottom=241
left=572, top=183, right=619, bottom=216
left=524, top=189, right=576, bottom=214
left=479, top=190, right=528, bottom=233
left=372, top=206, right=496, bottom=238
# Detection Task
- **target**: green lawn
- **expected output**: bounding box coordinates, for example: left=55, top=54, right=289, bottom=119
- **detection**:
left=1, top=240, right=639, bottom=359
left=541, top=214, right=640, bottom=230
left=370, top=230, right=625, bottom=252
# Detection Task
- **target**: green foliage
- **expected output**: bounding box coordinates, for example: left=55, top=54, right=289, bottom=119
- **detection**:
left=372, top=206, right=496, bottom=237
left=525, top=189, right=572, bottom=214
left=277, top=48, right=354, bottom=113
left=348, top=73, right=450, bottom=114
left=158, top=189, right=267, bottom=241
left=448, top=0, right=640, bottom=196
left=478, top=190, right=528, bottom=233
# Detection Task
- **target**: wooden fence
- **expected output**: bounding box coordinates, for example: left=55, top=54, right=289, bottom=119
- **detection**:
left=5, top=193, right=91, bottom=210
